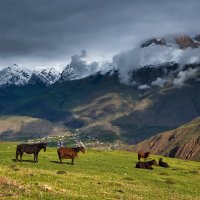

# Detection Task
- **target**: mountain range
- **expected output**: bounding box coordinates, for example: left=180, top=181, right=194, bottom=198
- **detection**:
left=0, top=33, right=200, bottom=160
left=1, top=34, right=200, bottom=88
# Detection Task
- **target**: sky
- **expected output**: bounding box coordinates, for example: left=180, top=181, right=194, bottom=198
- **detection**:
left=0, top=0, right=200, bottom=71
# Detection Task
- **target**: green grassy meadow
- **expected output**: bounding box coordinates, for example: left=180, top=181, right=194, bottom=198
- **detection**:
left=0, top=142, right=200, bottom=200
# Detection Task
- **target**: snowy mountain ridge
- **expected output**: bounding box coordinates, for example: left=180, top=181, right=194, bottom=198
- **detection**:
left=0, top=64, right=61, bottom=87
left=1, top=34, right=200, bottom=88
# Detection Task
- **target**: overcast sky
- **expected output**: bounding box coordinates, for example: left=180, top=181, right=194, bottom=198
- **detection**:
left=0, top=0, right=200, bottom=71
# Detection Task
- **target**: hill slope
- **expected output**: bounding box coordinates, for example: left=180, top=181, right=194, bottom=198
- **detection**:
left=0, top=142, right=200, bottom=200
left=133, top=117, right=200, bottom=161
left=0, top=67, right=200, bottom=144
left=0, top=116, right=68, bottom=141
left=0, top=33, right=200, bottom=143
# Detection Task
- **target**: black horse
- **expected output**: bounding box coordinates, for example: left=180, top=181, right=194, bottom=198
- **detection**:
left=159, top=158, right=169, bottom=168
left=136, top=159, right=158, bottom=170
left=16, top=143, right=47, bottom=162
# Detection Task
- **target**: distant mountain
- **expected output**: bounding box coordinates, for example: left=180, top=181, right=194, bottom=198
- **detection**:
left=30, top=68, right=60, bottom=86
left=141, top=34, right=200, bottom=49
left=195, top=34, right=200, bottom=42
left=0, top=34, right=200, bottom=146
left=0, top=64, right=199, bottom=143
left=0, top=65, right=61, bottom=87
left=0, top=64, right=32, bottom=87
left=60, top=64, right=81, bottom=81
left=132, top=117, right=200, bottom=161
left=1, top=34, right=200, bottom=88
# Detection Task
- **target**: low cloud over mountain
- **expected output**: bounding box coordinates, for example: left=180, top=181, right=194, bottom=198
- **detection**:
left=69, top=50, right=99, bottom=76
left=112, top=34, right=200, bottom=87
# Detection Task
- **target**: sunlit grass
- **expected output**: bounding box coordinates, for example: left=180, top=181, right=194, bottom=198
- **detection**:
left=0, top=142, right=200, bottom=200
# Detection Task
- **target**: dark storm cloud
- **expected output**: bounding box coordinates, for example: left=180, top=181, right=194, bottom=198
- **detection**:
left=0, top=0, right=200, bottom=69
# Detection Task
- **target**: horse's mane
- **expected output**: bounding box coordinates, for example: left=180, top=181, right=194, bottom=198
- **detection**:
left=36, top=143, right=47, bottom=148
left=72, top=146, right=83, bottom=152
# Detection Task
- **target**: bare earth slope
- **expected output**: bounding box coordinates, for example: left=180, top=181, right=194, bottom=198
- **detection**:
left=133, top=117, right=200, bottom=161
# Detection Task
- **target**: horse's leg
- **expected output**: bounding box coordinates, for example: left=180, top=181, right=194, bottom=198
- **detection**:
left=16, top=149, right=19, bottom=162
left=138, top=154, right=141, bottom=162
left=33, top=153, right=36, bottom=162
left=58, top=151, right=63, bottom=163
left=34, top=153, right=38, bottom=162
left=36, top=153, right=38, bottom=162
left=71, top=157, right=74, bottom=165
left=149, top=166, right=153, bottom=170
left=20, top=153, right=23, bottom=162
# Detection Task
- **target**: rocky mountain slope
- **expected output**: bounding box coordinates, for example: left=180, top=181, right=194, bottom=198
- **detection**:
left=0, top=65, right=199, bottom=143
left=132, top=117, right=200, bottom=161
left=0, top=34, right=200, bottom=144
left=141, top=35, right=200, bottom=49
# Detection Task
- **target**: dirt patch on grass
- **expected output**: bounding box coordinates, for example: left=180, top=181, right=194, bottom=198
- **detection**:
left=164, top=178, right=176, bottom=184
left=188, top=170, right=199, bottom=175
left=39, top=184, right=53, bottom=192
left=159, top=172, right=169, bottom=176
left=9, top=164, right=20, bottom=171
left=123, top=177, right=135, bottom=181
left=171, top=168, right=180, bottom=171
left=0, top=176, right=26, bottom=197
left=57, top=170, right=67, bottom=174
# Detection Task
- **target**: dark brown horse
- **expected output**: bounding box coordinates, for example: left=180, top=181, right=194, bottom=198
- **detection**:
left=136, top=159, right=158, bottom=170
left=16, top=143, right=47, bottom=162
left=159, top=158, right=169, bottom=168
left=138, top=151, right=150, bottom=161
left=57, top=146, right=85, bottom=165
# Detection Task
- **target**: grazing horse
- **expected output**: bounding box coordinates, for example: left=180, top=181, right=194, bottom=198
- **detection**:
left=159, top=158, right=169, bottom=168
left=16, top=143, right=47, bottom=162
left=57, top=146, right=85, bottom=165
left=136, top=159, right=158, bottom=170
left=138, top=151, right=150, bottom=162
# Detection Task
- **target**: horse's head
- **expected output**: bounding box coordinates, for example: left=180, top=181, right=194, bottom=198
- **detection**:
left=146, top=152, right=150, bottom=157
left=151, top=159, right=158, bottom=166
left=80, top=146, right=85, bottom=154
left=43, top=143, right=47, bottom=152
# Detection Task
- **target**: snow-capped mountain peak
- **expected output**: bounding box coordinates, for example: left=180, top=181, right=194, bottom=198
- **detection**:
left=60, top=64, right=81, bottom=81
left=0, top=65, right=60, bottom=87
left=141, top=34, right=200, bottom=49
left=0, top=65, right=32, bottom=87
left=32, top=68, right=61, bottom=85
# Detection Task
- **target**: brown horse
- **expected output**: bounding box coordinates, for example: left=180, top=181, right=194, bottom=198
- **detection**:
left=136, top=159, right=158, bottom=170
left=138, top=151, right=150, bottom=162
left=16, top=143, right=47, bottom=162
left=57, top=146, right=85, bottom=165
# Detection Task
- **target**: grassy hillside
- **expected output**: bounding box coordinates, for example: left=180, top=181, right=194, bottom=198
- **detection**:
left=133, top=117, right=200, bottom=161
left=0, top=142, right=200, bottom=200
left=0, top=116, right=69, bottom=141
